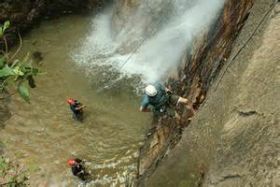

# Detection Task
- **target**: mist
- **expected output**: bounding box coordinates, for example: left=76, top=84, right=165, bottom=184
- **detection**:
left=73, top=0, right=225, bottom=85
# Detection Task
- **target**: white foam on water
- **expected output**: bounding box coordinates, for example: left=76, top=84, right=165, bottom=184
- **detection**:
left=72, top=0, right=225, bottom=85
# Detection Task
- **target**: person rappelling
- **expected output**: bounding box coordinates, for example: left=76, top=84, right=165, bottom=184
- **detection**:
left=140, top=83, right=195, bottom=118
left=67, top=98, right=86, bottom=122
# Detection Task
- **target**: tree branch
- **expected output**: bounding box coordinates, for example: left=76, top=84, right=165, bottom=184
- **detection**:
left=3, top=35, right=8, bottom=55
left=9, top=30, right=22, bottom=62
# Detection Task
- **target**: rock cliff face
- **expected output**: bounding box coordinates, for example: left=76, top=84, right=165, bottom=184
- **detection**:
left=202, top=3, right=279, bottom=186
left=144, top=0, right=279, bottom=186
left=137, top=0, right=256, bottom=184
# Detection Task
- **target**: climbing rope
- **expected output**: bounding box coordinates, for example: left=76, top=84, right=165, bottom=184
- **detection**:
left=97, top=37, right=146, bottom=92
left=213, top=0, right=278, bottom=91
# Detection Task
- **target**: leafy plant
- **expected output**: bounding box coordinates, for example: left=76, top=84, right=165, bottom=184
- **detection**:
left=0, top=21, right=10, bottom=38
left=0, top=21, right=39, bottom=102
left=0, top=157, right=9, bottom=175
left=0, top=156, right=28, bottom=186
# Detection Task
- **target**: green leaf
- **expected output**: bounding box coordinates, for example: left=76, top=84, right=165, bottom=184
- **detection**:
left=32, top=68, right=39, bottom=75
left=20, top=65, right=39, bottom=76
left=0, top=57, right=5, bottom=68
left=0, top=29, right=3, bottom=38
left=18, top=82, right=30, bottom=102
left=11, top=59, right=20, bottom=68
left=0, top=65, right=15, bottom=77
left=3, top=20, right=10, bottom=32
left=13, top=66, right=24, bottom=76
left=22, top=53, right=30, bottom=64
left=0, top=157, right=8, bottom=170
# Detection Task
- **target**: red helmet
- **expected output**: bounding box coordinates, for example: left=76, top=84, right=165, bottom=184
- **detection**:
left=67, top=98, right=75, bottom=105
left=67, top=159, right=76, bottom=166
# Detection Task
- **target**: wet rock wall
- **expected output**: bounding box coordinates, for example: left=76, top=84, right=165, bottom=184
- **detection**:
left=137, top=0, right=256, bottom=185
left=144, top=0, right=279, bottom=186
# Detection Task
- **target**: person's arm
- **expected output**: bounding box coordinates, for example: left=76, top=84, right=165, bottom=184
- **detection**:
left=139, top=106, right=151, bottom=112
left=75, top=105, right=86, bottom=110
left=140, top=95, right=151, bottom=112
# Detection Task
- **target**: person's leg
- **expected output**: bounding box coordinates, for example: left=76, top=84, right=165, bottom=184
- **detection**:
left=76, top=111, right=83, bottom=122
left=77, top=172, right=86, bottom=181
left=72, top=113, right=77, bottom=120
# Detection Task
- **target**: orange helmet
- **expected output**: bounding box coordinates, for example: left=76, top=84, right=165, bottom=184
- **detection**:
left=67, top=159, right=76, bottom=166
left=67, top=98, right=75, bottom=105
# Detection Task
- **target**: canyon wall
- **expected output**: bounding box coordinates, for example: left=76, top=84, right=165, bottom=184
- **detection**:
left=145, top=0, right=279, bottom=186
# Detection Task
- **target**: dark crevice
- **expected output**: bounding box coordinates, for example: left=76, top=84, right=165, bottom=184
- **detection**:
left=237, top=110, right=258, bottom=117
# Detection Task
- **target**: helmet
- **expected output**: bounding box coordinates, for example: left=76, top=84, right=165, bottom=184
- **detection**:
left=67, top=98, right=75, bottom=105
left=145, top=85, right=157, bottom=97
left=67, top=159, right=76, bottom=166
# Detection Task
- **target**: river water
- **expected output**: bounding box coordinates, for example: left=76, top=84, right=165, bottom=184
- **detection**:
left=0, top=15, right=151, bottom=186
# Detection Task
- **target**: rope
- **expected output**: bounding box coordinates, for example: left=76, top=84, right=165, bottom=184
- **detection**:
left=96, top=39, right=145, bottom=92
left=213, top=0, right=278, bottom=91
left=119, top=38, right=146, bottom=70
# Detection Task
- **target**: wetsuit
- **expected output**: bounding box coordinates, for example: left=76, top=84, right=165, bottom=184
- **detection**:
left=71, top=159, right=87, bottom=181
left=70, top=100, right=83, bottom=121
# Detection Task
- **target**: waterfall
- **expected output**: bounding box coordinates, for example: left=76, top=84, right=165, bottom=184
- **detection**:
left=72, top=0, right=225, bottom=87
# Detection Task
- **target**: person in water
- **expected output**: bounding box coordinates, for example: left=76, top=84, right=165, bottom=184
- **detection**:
left=67, top=98, right=85, bottom=121
left=67, top=158, right=89, bottom=181
left=140, top=83, right=195, bottom=116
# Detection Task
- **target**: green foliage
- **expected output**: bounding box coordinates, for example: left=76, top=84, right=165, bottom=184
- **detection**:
left=18, top=82, right=30, bottom=102
left=0, top=57, right=5, bottom=68
left=0, top=59, right=39, bottom=79
left=0, top=21, right=10, bottom=38
left=0, top=157, right=9, bottom=175
left=0, top=20, right=40, bottom=102
left=0, top=65, right=15, bottom=77
left=0, top=55, right=39, bottom=102
left=0, top=156, right=28, bottom=186
left=3, top=21, right=10, bottom=32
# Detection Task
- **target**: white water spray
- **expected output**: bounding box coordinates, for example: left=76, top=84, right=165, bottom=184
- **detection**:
left=73, top=0, right=225, bottom=85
